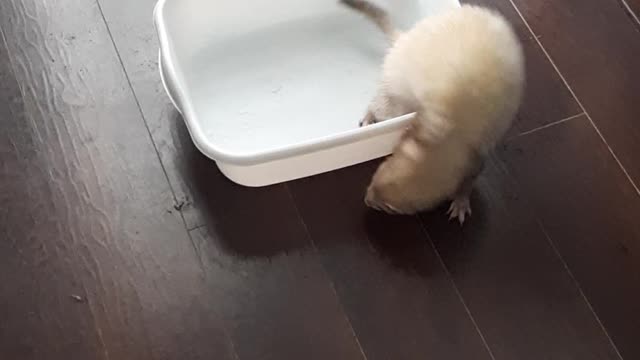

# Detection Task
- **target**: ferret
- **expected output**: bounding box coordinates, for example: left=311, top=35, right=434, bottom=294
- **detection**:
left=340, top=0, right=525, bottom=223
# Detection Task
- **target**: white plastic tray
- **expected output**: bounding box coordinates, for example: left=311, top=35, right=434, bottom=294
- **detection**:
left=154, top=0, right=460, bottom=186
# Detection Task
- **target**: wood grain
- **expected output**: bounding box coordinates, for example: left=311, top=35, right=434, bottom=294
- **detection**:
left=420, top=158, right=620, bottom=360
left=97, top=0, right=227, bottom=229
left=98, top=0, right=369, bottom=355
left=502, top=115, right=640, bottom=360
left=0, top=1, right=235, bottom=359
left=510, top=0, right=640, bottom=185
left=289, top=162, right=493, bottom=360
left=3, top=0, right=638, bottom=359
left=619, top=0, right=640, bottom=26
left=171, top=115, right=368, bottom=359
left=190, top=222, right=366, bottom=360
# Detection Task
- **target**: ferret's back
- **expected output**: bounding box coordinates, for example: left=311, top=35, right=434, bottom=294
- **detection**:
left=384, top=5, right=525, bottom=148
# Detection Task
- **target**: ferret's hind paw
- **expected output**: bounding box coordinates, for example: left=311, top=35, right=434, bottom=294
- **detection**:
left=447, top=197, right=472, bottom=225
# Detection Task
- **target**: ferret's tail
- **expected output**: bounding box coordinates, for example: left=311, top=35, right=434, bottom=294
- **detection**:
left=339, top=0, right=400, bottom=43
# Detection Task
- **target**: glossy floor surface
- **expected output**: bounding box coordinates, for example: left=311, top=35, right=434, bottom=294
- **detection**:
left=1, top=0, right=639, bottom=359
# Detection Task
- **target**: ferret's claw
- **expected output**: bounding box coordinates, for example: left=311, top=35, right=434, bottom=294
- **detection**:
left=447, top=197, right=471, bottom=225
left=360, top=112, right=377, bottom=127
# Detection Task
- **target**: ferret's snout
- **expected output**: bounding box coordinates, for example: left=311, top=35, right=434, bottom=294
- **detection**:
left=364, top=186, right=377, bottom=208
left=365, top=186, right=398, bottom=214
left=365, top=185, right=384, bottom=211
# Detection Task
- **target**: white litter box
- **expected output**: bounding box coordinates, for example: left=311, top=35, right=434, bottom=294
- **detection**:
left=154, top=0, right=460, bottom=186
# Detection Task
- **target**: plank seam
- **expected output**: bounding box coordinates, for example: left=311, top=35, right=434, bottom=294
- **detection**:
left=506, top=0, right=640, bottom=198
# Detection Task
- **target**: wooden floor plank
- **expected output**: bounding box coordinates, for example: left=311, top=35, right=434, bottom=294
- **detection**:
left=98, top=1, right=369, bottom=358
left=97, top=0, right=225, bottom=229
left=501, top=116, right=640, bottom=360
left=464, top=0, right=582, bottom=135
left=2, top=0, right=636, bottom=359
left=0, top=1, right=235, bottom=360
left=190, top=222, right=366, bottom=360
left=289, top=163, right=493, bottom=360
left=171, top=119, right=369, bottom=360
left=619, top=0, right=640, bottom=26
left=420, top=158, right=620, bottom=360
left=510, top=0, right=640, bottom=186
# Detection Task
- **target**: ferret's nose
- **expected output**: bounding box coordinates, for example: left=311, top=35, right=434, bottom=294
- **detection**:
left=365, top=187, right=401, bottom=214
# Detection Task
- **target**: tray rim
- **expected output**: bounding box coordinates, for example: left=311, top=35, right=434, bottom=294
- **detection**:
left=153, top=0, right=415, bottom=166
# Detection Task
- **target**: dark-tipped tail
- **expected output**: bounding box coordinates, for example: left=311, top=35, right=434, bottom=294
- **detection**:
left=340, top=0, right=399, bottom=42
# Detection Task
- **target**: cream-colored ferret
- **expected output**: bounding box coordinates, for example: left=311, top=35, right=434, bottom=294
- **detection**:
left=341, top=0, right=525, bottom=223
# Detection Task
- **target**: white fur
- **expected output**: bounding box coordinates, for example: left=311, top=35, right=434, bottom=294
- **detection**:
left=362, top=5, right=525, bottom=216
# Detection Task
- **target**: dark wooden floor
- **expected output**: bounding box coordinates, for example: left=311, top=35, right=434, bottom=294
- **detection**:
left=1, top=0, right=639, bottom=359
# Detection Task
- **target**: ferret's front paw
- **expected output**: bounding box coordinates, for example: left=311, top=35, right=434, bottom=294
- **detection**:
left=447, top=197, right=471, bottom=225
left=359, top=112, right=377, bottom=127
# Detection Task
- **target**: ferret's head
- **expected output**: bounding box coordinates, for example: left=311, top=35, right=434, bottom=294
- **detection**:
left=365, top=135, right=461, bottom=215
left=365, top=156, right=419, bottom=214
left=365, top=138, right=438, bottom=215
